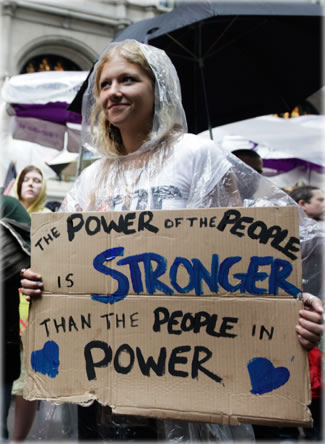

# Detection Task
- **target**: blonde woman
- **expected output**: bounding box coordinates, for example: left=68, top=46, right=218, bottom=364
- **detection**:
left=21, top=41, right=323, bottom=441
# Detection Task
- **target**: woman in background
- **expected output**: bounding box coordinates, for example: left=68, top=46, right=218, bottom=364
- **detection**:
left=12, top=165, right=50, bottom=215
left=11, top=165, right=50, bottom=441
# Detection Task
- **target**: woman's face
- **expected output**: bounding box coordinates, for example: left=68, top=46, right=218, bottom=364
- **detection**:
left=98, top=54, right=155, bottom=138
left=20, top=170, right=43, bottom=206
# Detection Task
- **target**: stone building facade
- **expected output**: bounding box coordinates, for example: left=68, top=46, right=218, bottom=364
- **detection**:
left=0, top=0, right=175, bottom=199
left=0, top=0, right=174, bottom=88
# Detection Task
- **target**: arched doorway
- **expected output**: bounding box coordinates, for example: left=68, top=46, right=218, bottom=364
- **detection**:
left=16, top=36, right=96, bottom=74
left=21, top=54, right=81, bottom=74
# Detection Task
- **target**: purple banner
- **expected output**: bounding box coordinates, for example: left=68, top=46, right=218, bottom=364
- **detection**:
left=263, top=158, right=325, bottom=174
left=13, top=102, right=81, bottom=125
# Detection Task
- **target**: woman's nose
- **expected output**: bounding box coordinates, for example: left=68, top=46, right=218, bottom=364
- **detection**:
left=109, top=80, right=121, bottom=96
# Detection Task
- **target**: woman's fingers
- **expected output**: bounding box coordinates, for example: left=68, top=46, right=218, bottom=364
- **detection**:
left=303, top=292, right=324, bottom=314
left=20, top=268, right=43, bottom=301
left=296, top=317, right=323, bottom=346
left=297, top=293, right=324, bottom=349
left=20, top=267, right=42, bottom=281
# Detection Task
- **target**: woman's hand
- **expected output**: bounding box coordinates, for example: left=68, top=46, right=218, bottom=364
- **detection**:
left=296, top=293, right=324, bottom=350
left=20, top=268, right=43, bottom=301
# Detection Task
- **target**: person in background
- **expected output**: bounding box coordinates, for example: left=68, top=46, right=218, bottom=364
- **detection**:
left=289, top=185, right=325, bottom=222
left=11, top=165, right=51, bottom=215
left=20, top=40, right=323, bottom=441
left=229, top=149, right=263, bottom=201
left=232, top=152, right=324, bottom=441
left=289, top=184, right=324, bottom=441
left=289, top=185, right=325, bottom=298
left=232, top=148, right=263, bottom=174
left=45, top=200, right=61, bottom=212
left=0, top=194, right=30, bottom=440
left=10, top=165, right=50, bottom=441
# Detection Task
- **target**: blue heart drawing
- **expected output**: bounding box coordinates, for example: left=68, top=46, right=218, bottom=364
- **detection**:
left=247, top=357, right=290, bottom=395
left=31, top=340, right=60, bottom=378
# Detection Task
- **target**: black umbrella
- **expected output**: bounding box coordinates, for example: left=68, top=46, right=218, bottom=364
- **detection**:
left=69, top=0, right=324, bottom=136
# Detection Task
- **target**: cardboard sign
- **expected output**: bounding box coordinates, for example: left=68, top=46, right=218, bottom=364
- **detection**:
left=24, top=207, right=312, bottom=426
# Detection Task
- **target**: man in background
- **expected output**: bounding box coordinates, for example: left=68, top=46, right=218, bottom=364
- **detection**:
left=232, top=152, right=323, bottom=441
left=289, top=185, right=324, bottom=441
left=232, top=149, right=263, bottom=174
left=289, top=185, right=325, bottom=222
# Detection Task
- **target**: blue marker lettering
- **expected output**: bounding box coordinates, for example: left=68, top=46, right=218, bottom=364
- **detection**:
left=269, top=258, right=300, bottom=298
left=245, top=256, right=272, bottom=295
left=170, top=257, right=194, bottom=293
left=92, top=247, right=129, bottom=304
left=119, top=253, right=173, bottom=295
left=191, top=255, right=219, bottom=295
left=219, top=257, right=243, bottom=292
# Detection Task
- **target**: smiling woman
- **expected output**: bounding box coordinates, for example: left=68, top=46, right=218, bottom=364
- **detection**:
left=97, top=55, right=155, bottom=153
left=93, top=42, right=156, bottom=155
left=20, top=39, right=324, bottom=442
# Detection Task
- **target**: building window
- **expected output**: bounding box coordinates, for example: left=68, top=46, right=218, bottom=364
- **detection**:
left=157, top=0, right=175, bottom=10
left=21, top=55, right=80, bottom=74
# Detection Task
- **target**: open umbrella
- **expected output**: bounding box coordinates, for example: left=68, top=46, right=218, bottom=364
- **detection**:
left=69, top=0, right=324, bottom=136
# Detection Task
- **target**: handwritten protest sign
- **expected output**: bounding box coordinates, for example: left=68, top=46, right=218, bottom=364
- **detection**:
left=24, top=207, right=311, bottom=426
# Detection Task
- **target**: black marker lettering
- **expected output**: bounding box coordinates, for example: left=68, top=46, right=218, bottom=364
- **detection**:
left=54, top=317, right=66, bottom=334
left=153, top=307, right=170, bottom=332
left=192, top=346, right=223, bottom=384
left=186, top=217, right=197, bottom=227
left=68, top=316, right=78, bottom=332
left=84, top=340, right=112, bottom=381
left=100, top=216, right=123, bottom=234
left=164, top=219, right=174, bottom=229
left=231, top=216, right=254, bottom=237
left=168, top=346, right=190, bottom=378
left=40, top=318, right=51, bottom=337
left=114, top=344, right=134, bottom=374
left=130, top=312, right=139, bottom=328
left=116, top=313, right=126, bottom=328
left=67, top=214, right=84, bottom=242
left=124, top=212, right=136, bottom=234
left=85, top=216, right=100, bottom=236
left=81, top=314, right=91, bottom=329
left=100, top=313, right=114, bottom=329
left=138, top=211, right=159, bottom=233
left=51, top=227, right=60, bottom=239
left=136, top=347, right=166, bottom=376
left=217, top=209, right=241, bottom=231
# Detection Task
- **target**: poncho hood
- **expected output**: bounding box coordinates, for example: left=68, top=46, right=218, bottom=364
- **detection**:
left=81, top=39, right=187, bottom=159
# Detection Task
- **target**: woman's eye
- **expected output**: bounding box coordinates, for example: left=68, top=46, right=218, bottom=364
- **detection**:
left=100, top=80, right=110, bottom=89
left=123, top=76, right=135, bottom=83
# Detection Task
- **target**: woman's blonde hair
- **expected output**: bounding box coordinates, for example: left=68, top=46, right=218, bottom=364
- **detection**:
left=90, top=40, right=155, bottom=156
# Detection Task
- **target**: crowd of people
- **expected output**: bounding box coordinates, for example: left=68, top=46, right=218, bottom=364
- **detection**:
left=1, top=39, right=324, bottom=441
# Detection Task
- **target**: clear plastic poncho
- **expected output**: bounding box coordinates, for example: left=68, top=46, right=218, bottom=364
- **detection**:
left=59, top=39, right=324, bottom=441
